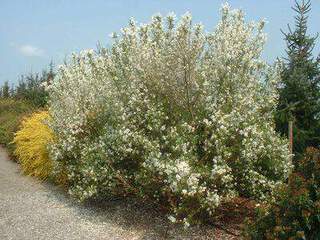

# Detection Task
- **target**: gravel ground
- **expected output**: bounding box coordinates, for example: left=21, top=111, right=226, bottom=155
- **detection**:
left=0, top=146, right=239, bottom=240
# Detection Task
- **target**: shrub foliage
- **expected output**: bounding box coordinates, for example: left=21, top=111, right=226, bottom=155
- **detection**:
left=48, top=4, right=291, bottom=225
left=245, top=147, right=320, bottom=239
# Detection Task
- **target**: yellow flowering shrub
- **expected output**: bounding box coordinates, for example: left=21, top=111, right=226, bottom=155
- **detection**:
left=13, top=111, right=54, bottom=180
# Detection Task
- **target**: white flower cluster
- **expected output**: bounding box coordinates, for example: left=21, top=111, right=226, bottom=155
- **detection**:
left=48, top=4, right=292, bottom=225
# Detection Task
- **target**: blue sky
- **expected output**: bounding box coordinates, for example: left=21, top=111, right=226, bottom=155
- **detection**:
left=1, top=0, right=319, bottom=85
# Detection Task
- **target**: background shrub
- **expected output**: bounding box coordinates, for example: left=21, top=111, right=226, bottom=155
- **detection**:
left=0, top=63, right=54, bottom=155
left=244, top=147, right=320, bottom=240
left=48, top=4, right=291, bottom=225
left=0, top=62, right=55, bottom=108
left=13, top=111, right=54, bottom=180
left=0, top=99, right=35, bottom=155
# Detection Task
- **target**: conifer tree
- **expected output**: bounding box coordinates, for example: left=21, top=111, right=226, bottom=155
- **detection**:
left=276, top=0, right=320, bottom=158
left=1, top=81, right=10, bottom=98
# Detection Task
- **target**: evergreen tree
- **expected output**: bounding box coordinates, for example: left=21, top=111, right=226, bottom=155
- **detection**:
left=276, top=0, right=320, bottom=159
left=16, top=76, right=27, bottom=99
left=1, top=81, right=10, bottom=98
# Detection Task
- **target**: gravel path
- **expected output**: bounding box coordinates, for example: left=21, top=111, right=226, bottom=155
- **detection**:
left=0, top=146, right=238, bottom=240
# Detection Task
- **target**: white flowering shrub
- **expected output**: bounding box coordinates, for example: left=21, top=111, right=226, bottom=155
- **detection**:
left=48, top=4, right=292, bottom=225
